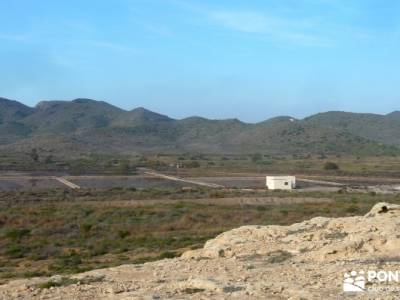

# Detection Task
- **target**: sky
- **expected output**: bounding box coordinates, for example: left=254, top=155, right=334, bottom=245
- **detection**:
left=0, top=0, right=399, bottom=122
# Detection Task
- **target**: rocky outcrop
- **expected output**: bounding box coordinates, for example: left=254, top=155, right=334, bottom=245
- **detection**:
left=1, top=202, right=400, bottom=299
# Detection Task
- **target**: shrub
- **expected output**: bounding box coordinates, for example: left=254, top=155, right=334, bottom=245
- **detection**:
left=88, top=244, right=108, bottom=257
left=318, top=153, right=327, bottom=159
left=346, top=205, right=359, bottom=214
left=251, top=153, right=263, bottom=162
left=5, top=244, right=25, bottom=258
left=81, top=223, right=93, bottom=233
left=57, top=251, right=83, bottom=268
left=23, top=271, right=48, bottom=278
left=185, top=161, right=200, bottom=168
left=117, top=161, right=130, bottom=175
left=159, top=251, right=178, bottom=259
left=5, top=228, right=31, bottom=240
left=118, top=230, right=130, bottom=239
left=324, top=161, right=339, bottom=170
left=280, top=209, right=289, bottom=216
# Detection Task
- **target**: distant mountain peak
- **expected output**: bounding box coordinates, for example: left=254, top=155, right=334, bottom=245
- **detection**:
left=72, top=98, right=97, bottom=103
left=132, top=106, right=147, bottom=111
left=129, top=107, right=171, bottom=119
left=130, top=107, right=155, bottom=114
left=0, top=97, right=30, bottom=107
left=0, top=97, right=34, bottom=123
left=110, top=106, right=173, bottom=128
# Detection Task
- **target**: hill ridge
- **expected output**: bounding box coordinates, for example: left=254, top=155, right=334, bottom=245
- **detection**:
left=0, top=97, right=399, bottom=156
left=2, top=96, right=400, bottom=123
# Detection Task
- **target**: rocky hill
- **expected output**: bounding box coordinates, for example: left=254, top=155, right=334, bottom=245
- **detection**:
left=305, top=111, right=400, bottom=146
left=1, top=202, right=400, bottom=299
left=0, top=97, right=399, bottom=156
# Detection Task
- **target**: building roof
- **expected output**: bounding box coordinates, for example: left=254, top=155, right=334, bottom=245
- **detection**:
left=266, top=176, right=295, bottom=180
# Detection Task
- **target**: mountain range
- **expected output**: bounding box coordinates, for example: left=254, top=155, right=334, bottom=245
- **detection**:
left=0, top=97, right=399, bottom=157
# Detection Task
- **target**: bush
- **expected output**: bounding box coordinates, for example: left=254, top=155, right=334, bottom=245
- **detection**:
left=184, top=161, right=200, bottom=168
left=159, top=251, right=178, bottom=259
left=57, top=251, right=83, bottom=268
left=256, top=206, right=267, bottom=211
left=251, top=153, right=263, bottom=162
left=5, top=228, right=31, bottom=240
left=324, top=161, right=339, bottom=170
left=280, top=209, right=289, bottom=216
left=346, top=205, right=359, bottom=214
left=5, top=244, right=26, bottom=258
left=117, top=161, right=130, bottom=175
left=80, top=223, right=93, bottom=233
left=118, top=230, right=130, bottom=239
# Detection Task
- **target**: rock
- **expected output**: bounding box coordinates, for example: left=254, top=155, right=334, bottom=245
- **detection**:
left=49, top=275, right=63, bottom=284
left=171, top=278, right=222, bottom=293
left=364, top=202, right=400, bottom=217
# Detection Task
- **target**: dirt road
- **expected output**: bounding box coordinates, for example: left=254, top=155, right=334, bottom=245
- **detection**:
left=141, top=168, right=224, bottom=188
left=0, top=175, right=81, bottom=189
left=54, top=177, right=81, bottom=189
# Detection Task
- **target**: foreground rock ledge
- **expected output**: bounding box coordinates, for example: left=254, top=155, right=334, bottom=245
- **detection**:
left=2, top=202, right=400, bottom=299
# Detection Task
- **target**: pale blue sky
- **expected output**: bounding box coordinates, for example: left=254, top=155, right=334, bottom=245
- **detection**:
left=1, top=0, right=399, bottom=122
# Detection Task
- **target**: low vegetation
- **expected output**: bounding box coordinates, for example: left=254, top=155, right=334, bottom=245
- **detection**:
left=1, top=188, right=400, bottom=283
left=323, top=161, right=339, bottom=170
left=2, top=153, right=400, bottom=178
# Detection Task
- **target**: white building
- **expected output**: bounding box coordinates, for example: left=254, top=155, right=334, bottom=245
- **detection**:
left=266, top=176, right=296, bottom=190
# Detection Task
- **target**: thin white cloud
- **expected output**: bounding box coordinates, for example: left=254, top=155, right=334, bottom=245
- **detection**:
left=164, top=0, right=377, bottom=47
left=160, top=1, right=331, bottom=46
left=205, top=10, right=331, bottom=47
